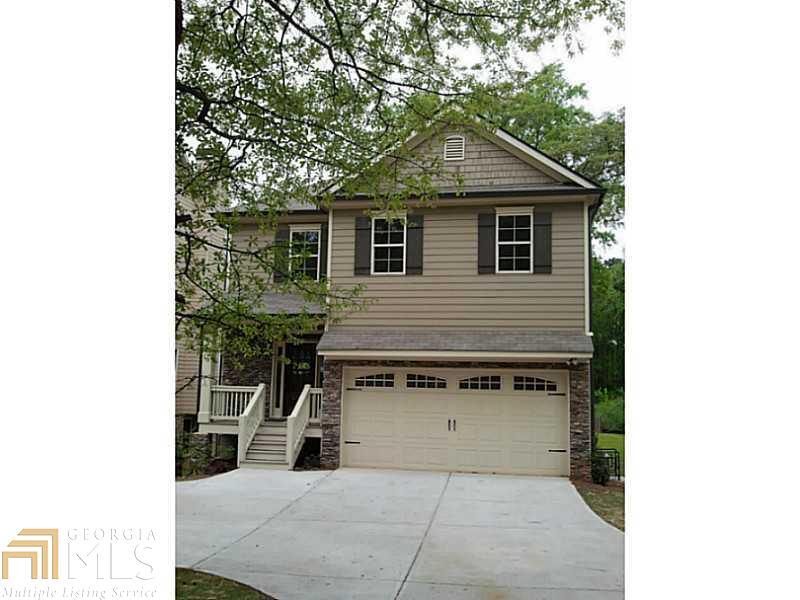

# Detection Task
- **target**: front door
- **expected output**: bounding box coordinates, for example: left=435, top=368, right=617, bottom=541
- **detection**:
left=282, top=343, right=318, bottom=416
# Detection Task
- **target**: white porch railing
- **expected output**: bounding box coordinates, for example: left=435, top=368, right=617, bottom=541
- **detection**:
left=309, top=387, right=322, bottom=423
left=236, top=383, right=266, bottom=466
left=211, top=385, right=258, bottom=419
left=286, top=384, right=313, bottom=468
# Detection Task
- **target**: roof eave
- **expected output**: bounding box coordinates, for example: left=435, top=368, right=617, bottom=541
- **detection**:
left=330, top=186, right=603, bottom=202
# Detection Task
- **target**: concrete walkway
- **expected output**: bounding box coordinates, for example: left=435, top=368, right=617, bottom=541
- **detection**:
left=177, top=468, right=623, bottom=599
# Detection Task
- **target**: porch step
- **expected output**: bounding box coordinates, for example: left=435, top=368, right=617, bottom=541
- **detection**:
left=252, top=436, right=286, bottom=446
left=242, top=448, right=290, bottom=470
left=253, top=431, right=286, bottom=439
left=239, top=420, right=291, bottom=470
left=249, top=440, right=285, bottom=451
left=239, top=460, right=290, bottom=470
left=246, top=447, right=285, bottom=458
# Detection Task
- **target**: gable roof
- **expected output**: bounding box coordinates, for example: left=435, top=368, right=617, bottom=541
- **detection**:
left=327, top=115, right=603, bottom=198
left=490, top=123, right=602, bottom=189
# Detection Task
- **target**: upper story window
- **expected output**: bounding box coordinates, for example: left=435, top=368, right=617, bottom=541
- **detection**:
left=496, top=209, right=533, bottom=273
left=289, top=226, right=320, bottom=280
left=372, top=217, right=406, bottom=274
left=443, top=135, right=465, bottom=161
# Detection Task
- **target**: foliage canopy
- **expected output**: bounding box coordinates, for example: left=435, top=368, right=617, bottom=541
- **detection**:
left=175, top=0, right=625, bottom=362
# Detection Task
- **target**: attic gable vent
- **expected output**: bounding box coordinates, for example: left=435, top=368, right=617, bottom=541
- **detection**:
left=443, top=135, right=465, bottom=161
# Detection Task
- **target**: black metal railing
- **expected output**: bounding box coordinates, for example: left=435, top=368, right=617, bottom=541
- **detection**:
left=595, top=447, right=621, bottom=480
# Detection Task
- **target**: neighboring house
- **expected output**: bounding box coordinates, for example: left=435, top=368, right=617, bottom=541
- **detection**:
left=191, top=121, right=603, bottom=479
left=175, top=196, right=226, bottom=434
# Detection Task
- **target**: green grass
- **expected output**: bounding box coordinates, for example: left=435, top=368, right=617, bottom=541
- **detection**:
left=574, top=481, right=625, bottom=531
left=597, top=432, right=624, bottom=476
left=176, top=568, right=273, bottom=600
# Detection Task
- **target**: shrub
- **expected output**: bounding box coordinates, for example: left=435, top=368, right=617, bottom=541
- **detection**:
left=176, top=432, right=211, bottom=477
left=595, top=388, right=625, bottom=433
left=591, top=453, right=610, bottom=485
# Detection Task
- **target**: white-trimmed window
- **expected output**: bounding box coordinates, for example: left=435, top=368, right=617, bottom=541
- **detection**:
left=443, top=135, right=465, bottom=161
left=496, top=208, right=533, bottom=273
left=289, top=226, right=321, bottom=280
left=459, top=375, right=501, bottom=391
left=513, top=376, right=558, bottom=392
left=371, top=217, right=406, bottom=274
left=354, top=373, right=395, bottom=388
left=407, top=373, right=447, bottom=389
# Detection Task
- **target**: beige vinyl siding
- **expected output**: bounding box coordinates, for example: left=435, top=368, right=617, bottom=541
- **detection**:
left=397, top=128, right=559, bottom=189
left=228, top=215, right=327, bottom=280
left=175, top=214, right=328, bottom=415
left=330, top=203, right=585, bottom=329
left=229, top=224, right=276, bottom=280
left=175, top=340, right=200, bottom=415
left=176, top=196, right=227, bottom=415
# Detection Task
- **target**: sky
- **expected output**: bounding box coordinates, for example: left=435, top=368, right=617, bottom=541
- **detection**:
left=536, top=19, right=626, bottom=260
left=531, top=18, right=626, bottom=116
left=528, top=19, right=626, bottom=259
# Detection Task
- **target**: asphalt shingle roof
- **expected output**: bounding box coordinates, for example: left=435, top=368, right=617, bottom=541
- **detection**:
left=317, top=327, right=593, bottom=355
left=257, top=293, right=324, bottom=314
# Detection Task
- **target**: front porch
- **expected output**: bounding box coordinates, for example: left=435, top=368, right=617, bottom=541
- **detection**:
left=196, top=340, right=324, bottom=470
left=198, top=383, right=322, bottom=469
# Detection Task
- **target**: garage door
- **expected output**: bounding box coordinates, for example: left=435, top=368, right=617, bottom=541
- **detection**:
left=341, top=367, right=569, bottom=476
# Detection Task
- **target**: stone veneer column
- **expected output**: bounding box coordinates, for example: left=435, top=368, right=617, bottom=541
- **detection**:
left=320, top=360, right=343, bottom=469
left=569, top=361, right=592, bottom=480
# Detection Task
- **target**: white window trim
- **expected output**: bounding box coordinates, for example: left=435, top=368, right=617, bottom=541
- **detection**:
left=443, top=135, right=465, bottom=161
left=289, top=224, right=321, bottom=281
left=495, top=206, right=534, bottom=274
left=370, top=214, right=407, bottom=276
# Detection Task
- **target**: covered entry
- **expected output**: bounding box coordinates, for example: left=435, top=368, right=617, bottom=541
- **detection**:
left=341, top=367, right=569, bottom=476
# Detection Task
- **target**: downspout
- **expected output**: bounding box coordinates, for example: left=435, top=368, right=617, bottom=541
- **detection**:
left=587, top=193, right=605, bottom=452
left=217, top=226, right=231, bottom=382
left=324, top=206, right=333, bottom=331
left=194, top=329, right=204, bottom=421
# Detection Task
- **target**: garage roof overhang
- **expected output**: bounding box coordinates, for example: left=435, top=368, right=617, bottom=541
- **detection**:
left=317, top=349, right=592, bottom=362
left=317, top=328, right=593, bottom=362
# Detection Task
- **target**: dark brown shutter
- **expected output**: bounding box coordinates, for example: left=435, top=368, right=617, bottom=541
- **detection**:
left=354, top=216, right=372, bottom=276
left=406, top=214, right=424, bottom=275
left=478, top=212, right=495, bottom=274
left=533, top=211, right=552, bottom=274
left=273, top=225, right=290, bottom=282
left=318, top=223, right=328, bottom=280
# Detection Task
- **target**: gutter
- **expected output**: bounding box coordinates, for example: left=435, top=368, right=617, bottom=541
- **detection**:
left=332, top=186, right=604, bottom=202
left=214, top=206, right=328, bottom=218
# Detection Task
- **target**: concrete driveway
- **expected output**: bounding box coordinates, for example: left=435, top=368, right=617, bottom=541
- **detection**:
left=177, top=468, right=623, bottom=599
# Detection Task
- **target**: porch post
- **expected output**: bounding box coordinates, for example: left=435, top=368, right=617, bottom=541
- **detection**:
left=197, top=352, right=216, bottom=424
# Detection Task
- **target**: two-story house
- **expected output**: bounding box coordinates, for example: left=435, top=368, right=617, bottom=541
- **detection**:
left=192, top=120, right=603, bottom=480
